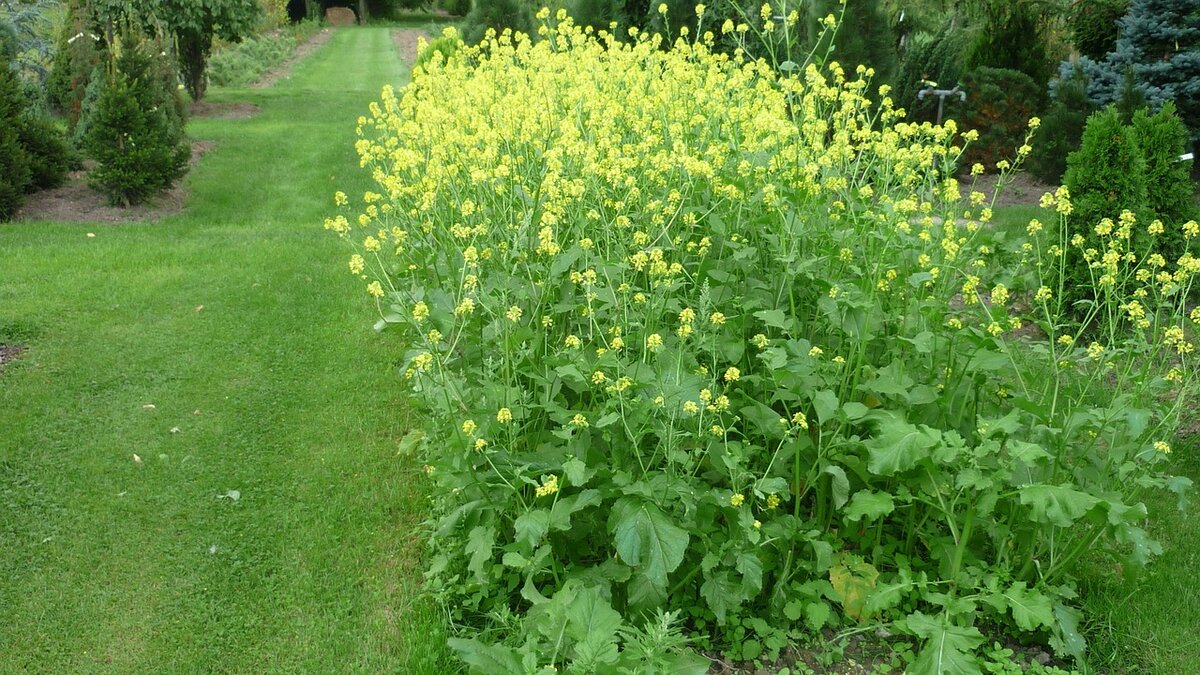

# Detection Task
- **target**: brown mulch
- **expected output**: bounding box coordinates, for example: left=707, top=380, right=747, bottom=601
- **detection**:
left=0, top=344, right=24, bottom=377
left=252, top=28, right=336, bottom=89
left=189, top=101, right=260, bottom=120
left=966, top=171, right=1058, bottom=209
left=15, top=140, right=216, bottom=224
left=393, top=28, right=428, bottom=65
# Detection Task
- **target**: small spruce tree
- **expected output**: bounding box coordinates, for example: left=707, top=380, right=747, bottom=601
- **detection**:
left=0, top=48, right=31, bottom=221
left=1132, top=101, right=1198, bottom=261
left=85, top=32, right=190, bottom=207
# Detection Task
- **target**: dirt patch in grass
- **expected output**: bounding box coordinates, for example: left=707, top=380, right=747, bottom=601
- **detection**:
left=393, top=28, right=428, bottom=65
left=14, top=140, right=216, bottom=224
left=0, top=344, right=24, bottom=377
left=253, top=28, right=336, bottom=89
left=969, top=171, right=1058, bottom=209
left=189, top=101, right=260, bottom=120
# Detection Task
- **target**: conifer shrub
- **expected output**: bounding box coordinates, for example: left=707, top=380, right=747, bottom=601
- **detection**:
left=963, top=1, right=1051, bottom=88
left=1028, top=66, right=1091, bottom=184
left=892, top=28, right=969, bottom=124
left=1132, top=101, right=1199, bottom=260
left=1060, top=107, right=1149, bottom=312
left=439, top=0, right=472, bottom=17
left=1067, top=0, right=1129, bottom=59
left=85, top=33, right=190, bottom=207
left=46, top=0, right=101, bottom=127
left=16, top=114, right=69, bottom=192
left=948, top=67, right=1044, bottom=171
left=0, top=58, right=31, bottom=220
left=459, top=0, right=534, bottom=45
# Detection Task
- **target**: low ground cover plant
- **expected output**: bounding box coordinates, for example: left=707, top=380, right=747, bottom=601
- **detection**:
left=330, top=14, right=1198, bottom=672
left=208, top=19, right=320, bottom=87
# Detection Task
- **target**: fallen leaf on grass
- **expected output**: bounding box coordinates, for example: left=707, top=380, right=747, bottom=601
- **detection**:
left=170, top=427, right=180, bottom=434
left=132, top=454, right=143, bottom=464
left=216, top=489, right=241, bottom=502
left=86, top=233, right=95, bottom=238
left=142, top=403, right=156, bottom=409
left=196, top=305, right=204, bottom=312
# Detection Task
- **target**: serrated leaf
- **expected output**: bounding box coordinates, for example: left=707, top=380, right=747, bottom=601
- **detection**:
left=736, top=552, right=763, bottom=596
left=595, top=411, right=621, bottom=428
left=466, top=525, right=495, bottom=582
left=784, top=599, right=804, bottom=621
left=700, top=570, right=743, bottom=624
left=844, top=490, right=895, bottom=522
left=829, top=555, right=879, bottom=621
left=549, top=489, right=601, bottom=532
left=863, top=360, right=914, bottom=398
left=1003, top=581, right=1055, bottom=631
left=563, top=458, right=589, bottom=486
left=1048, top=601, right=1086, bottom=663
left=514, top=510, right=550, bottom=548
left=447, top=637, right=523, bottom=675
left=565, top=585, right=623, bottom=668
left=806, top=602, right=831, bottom=631
left=865, top=417, right=942, bottom=475
left=609, top=498, right=689, bottom=595
left=1019, top=484, right=1103, bottom=527
left=906, top=612, right=985, bottom=675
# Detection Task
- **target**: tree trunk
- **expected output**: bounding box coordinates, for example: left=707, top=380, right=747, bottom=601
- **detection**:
left=358, top=0, right=368, bottom=23
left=177, top=31, right=210, bottom=101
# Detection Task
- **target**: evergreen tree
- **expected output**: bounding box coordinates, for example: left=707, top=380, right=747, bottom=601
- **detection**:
left=85, top=32, right=190, bottom=206
left=808, top=0, right=897, bottom=83
left=0, top=52, right=32, bottom=221
left=1109, top=0, right=1200, bottom=140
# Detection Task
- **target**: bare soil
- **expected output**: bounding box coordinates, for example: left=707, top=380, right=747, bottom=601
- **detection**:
left=189, top=101, right=260, bottom=120
left=252, top=28, right=336, bottom=89
left=393, top=28, right=427, bottom=65
left=0, top=344, right=24, bottom=377
left=968, top=171, right=1058, bottom=209
left=15, top=141, right=217, bottom=224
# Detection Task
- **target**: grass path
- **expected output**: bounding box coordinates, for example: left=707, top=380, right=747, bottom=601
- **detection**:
left=0, top=27, right=450, bottom=672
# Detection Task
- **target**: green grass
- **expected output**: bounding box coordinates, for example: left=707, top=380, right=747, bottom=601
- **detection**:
left=0, top=27, right=451, bottom=672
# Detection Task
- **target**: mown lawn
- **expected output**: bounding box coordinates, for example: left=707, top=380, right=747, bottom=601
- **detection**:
left=0, top=27, right=451, bottom=672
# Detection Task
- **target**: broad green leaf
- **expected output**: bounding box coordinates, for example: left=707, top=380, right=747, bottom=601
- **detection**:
left=1048, top=602, right=1086, bottom=663
left=813, top=390, right=838, bottom=424
left=843, top=401, right=870, bottom=420
left=700, top=570, right=743, bottom=624
left=609, top=498, right=689, bottom=594
left=1007, top=440, right=1051, bottom=465
left=754, top=308, right=790, bottom=330
left=865, top=417, right=942, bottom=475
left=514, top=510, right=550, bottom=548
left=906, top=612, right=984, bottom=675
left=562, top=457, right=589, bottom=486
left=595, top=411, right=621, bottom=428
left=565, top=585, right=623, bottom=669
left=844, top=490, right=895, bottom=522
left=447, top=637, right=524, bottom=675
left=805, top=601, right=831, bottom=631
left=549, top=489, right=601, bottom=531
left=736, top=552, right=763, bottom=596
left=783, top=599, right=804, bottom=621
left=824, top=465, right=850, bottom=508
left=466, top=525, right=495, bottom=582
left=863, top=361, right=914, bottom=398
left=1019, top=484, right=1103, bottom=527
left=1003, top=581, right=1055, bottom=631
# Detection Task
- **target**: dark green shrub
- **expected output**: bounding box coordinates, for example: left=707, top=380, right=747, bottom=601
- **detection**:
left=439, top=0, right=471, bottom=17
left=16, top=114, right=69, bottom=192
left=947, top=67, right=1045, bottom=171
left=85, top=33, right=190, bottom=207
left=1060, top=107, right=1148, bottom=312
left=1028, top=65, right=1091, bottom=184
left=568, top=0, right=627, bottom=33
left=208, top=32, right=294, bottom=86
left=0, top=59, right=32, bottom=220
left=893, top=27, right=970, bottom=123
left=460, top=0, right=534, bottom=45
left=964, top=1, right=1052, bottom=89
left=807, top=0, right=897, bottom=82
left=46, top=0, right=102, bottom=127
left=1068, top=0, right=1130, bottom=59
left=1132, top=101, right=1198, bottom=261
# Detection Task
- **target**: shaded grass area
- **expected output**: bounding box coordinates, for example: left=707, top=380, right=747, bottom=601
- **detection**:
left=991, top=205, right=1200, bottom=674
left=0, top=27, right=451, bottom=672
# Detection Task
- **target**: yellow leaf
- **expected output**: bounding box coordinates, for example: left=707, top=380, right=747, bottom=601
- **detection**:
left=829, top=554, right=879, bottom=622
